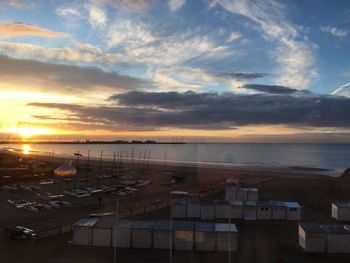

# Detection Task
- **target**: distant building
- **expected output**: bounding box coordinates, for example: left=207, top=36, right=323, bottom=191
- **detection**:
left=332, top=202, right=350, bottom=221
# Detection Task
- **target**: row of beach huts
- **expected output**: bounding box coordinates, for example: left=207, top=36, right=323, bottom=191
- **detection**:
left=73, top=218, right=238, bottom=252
left=172, top=199, right=301, bottom=221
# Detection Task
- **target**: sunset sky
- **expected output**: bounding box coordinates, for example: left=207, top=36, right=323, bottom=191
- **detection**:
left=0, top=0, right=350, bottom=142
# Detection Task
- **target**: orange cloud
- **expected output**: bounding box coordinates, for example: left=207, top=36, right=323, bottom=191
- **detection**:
left=0, top=22, right=68, bottom=38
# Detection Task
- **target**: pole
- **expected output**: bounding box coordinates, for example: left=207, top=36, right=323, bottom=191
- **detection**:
left=97, top=150, right=103, bottom=188
left=228, top=204, right=231, bottom=263
left=170, top=194, right=173, bottom=263
left=86, top=150, right=90, bottom=187
left=113, top=198, right=119, bottom=263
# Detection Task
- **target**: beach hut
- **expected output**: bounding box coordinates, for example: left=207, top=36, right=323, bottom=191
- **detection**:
left=270, top=201, right=287, bottom=220
left=285, top=202, right=301, bottom=221
left=225, top=187, right=237, bottom=200
left=92, top=218, right=113, bottom=247
left=54, top=161, right=77, bottom=177
left=131, top=221, right=154, bottom=248
left=215, top=223, right=238, bottom=252
left=321, top=225, right=350, bottom=253
left=243, top=201, right=257, bottom=220
left=247, top=188, right=259, bottom=201
left=187, top=199, right=200, bottom=218
left=173, top=221, right=194, bottom=251
left=113, top=220, right=134, bottom=248
left=332, top=202, right=350, bottom=221
left=236, top=188, right=248, bottom=201
left=194, top=222, right=216, bottom=251
left=229, top=201, right=243, bottom=219
left=172, top=199, right=187, bottom=218
left=256, top=201, right=272, bottom=220
left=73, top=218, right=99, bottom=245
left=153, top=221, right=171, bottom=249
left=214, top=200, right=230, bottom=219
left=201, top=200, right=215, bottom=220
left=298, top=223, right=326, bottom=253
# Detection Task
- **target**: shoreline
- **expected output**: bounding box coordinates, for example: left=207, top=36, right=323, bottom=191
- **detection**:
left=1, top=147, right=344, bottom=178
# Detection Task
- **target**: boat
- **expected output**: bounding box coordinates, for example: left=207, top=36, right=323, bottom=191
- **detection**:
left=22, top=204, right=39, bottom=213
left=3, top=185, right=19, bottom=191
left=7, top=199, right=32, bottom=208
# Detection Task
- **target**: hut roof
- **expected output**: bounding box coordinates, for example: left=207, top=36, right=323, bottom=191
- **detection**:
left=299, top=223, right=325, bottom=233
left=215, top=223, right=238, bottom=232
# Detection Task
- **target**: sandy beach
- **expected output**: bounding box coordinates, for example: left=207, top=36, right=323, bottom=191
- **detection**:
left=1, top=150, right=350, bottom=262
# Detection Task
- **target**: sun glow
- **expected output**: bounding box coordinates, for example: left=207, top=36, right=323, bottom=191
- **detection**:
left=6, top=127, right=53, bottom=138
left=21, top=144, right=31, bottom=155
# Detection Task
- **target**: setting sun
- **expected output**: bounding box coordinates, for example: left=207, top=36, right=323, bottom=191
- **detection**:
left=6, top=127, right=53, bottom=138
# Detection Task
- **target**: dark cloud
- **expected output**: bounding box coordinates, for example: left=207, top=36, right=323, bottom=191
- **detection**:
left=242, top=84, right=306, bottom=94
left=212, top=72, right=268, bottom=80
left=29, top=90, right=350, bottom=131
left=0, top=55, right=150, bottom=92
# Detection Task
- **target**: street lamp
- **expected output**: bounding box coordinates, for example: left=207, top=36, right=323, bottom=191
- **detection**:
left=169, top=191, right=191, bottom=263
left=113, top=198, right=119, bottom=263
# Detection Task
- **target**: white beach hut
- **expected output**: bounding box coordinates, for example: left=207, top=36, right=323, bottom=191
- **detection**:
left=187, top=199, right=200, bottom=218
left=270, top=201, right=287, bottom=220
left=321, top=225, right=350, bottom=253
left=215, top=223, right=238, bottom=252
left=113, top=220, right=134, bottom=248
left=172, top=199, right=187, bottom=218
left=194, top=222, right=216, bottom=251
left=131, top=221, right=154, bottom=248
left=173, top=221, right=194, bottom=251
left=54, top=161, right=77, bottom=177
left=229, top=201, right=243, bottom=219
left=298, top=223, right=326, bottom=253
left=92, top=218, right=112, bottom=247
left=214, top=200, right=230, bottom=219
left=73, top=218, right=99, bottom=245
left=247, top=188, right=259, bottom=201
left=153, top=221, right=171, bottom=249
left=332, top=202, right=350, bottom=221
left=201, top=200, right=215, bottom=220
left=285, top=202, right=301, bottom=221
left=243, top=201, right=257, bottom=220
left=256, top=201, right=272, bottom=220
left=236, top=188, right=248, bottom=201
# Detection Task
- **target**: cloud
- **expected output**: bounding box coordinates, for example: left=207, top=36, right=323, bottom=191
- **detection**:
left=28, top=90, right=350, bottom=131
left=0, top=55, right=151, bottom=93
left=168, top=0, right=186, bottom=11
left=88, top=3, right=108, bottom=27
left=0, top=0, right=31, bottom=8
left=212, top=0, right=317, bottom=89
left=0, top=22, right=68, bottom=38
left=242, top=84, right=305, bottom=94
left=106, top=20, right=231, bottom=66
left=152, top=66, right=267, bottom=91
left=56, top=6, right=81, bottom=18
left=111, top=0, right=154, bottom=11
left=320, top=26, right=348, bottom=38
left=227, top=31, right=242, bottom=42
left=0, top=41, right=131, bottom=65
left=331, top=82, right=350, bottom=97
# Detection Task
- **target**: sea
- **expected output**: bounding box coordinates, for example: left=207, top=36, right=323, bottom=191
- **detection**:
left=1, top=143, right=349, bottom=172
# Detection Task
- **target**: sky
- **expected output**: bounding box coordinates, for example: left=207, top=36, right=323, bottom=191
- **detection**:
left=0, top=0, right=349, bottom=142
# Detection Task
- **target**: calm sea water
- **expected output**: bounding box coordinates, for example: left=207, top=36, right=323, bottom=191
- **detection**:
left=1, top=143, right=349, bottom=170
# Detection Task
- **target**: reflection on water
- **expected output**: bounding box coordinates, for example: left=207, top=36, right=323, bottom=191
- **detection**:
left=21, top=144, right=31, bottom=155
